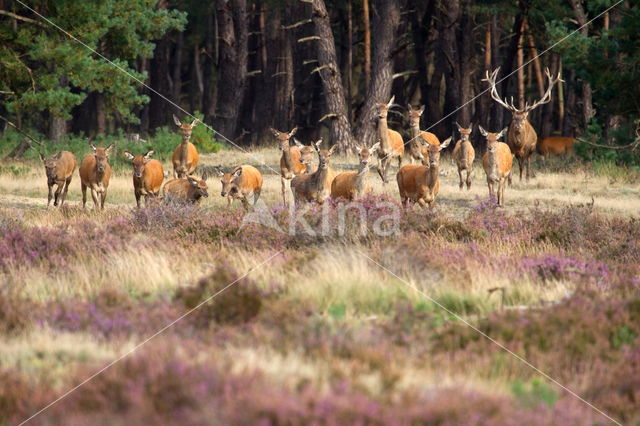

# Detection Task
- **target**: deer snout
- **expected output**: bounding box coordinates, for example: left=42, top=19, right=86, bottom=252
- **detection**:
left=134, top=171, right=143, bottom=178
left=97, top=164, right=105, bottom=172
left=221, top=191, right=227, bottom=197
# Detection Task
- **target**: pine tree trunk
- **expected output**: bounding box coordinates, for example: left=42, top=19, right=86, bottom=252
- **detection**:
left=568, top=0, right=594, bottom=128
left=354, top=0, right=401, bottom=149
left=458, top=5, right=473, bottom=127
left=49, top=75, right=68, bottom=141
left=202, top=6, right=216, bottom=123
left=213, top=0, right=248, bottom=140
left=362, top=0, right=371, bottom=94
left=309, top=0, right=354, bottom=152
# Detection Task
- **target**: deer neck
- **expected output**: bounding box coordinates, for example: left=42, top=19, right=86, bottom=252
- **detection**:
left=354, top=163, right=369, bottom=193
left=282, top=145, right=294, bottom=171
left=460, top=140, right=469, bottom=165
left=378, top=117, right=392, bottom=153
left=312, top=165, right=331, bottom=190
left=410, top=122, right=421, bottom=144
left=487, top=146, right=500, bottom=180
left=422, top=162, right=439, bottom=188
left=180, top=138, right=189, bottom=168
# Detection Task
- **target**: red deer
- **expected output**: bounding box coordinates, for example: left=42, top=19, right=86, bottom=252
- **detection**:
left=452, top=123, right=475, bottom=190
left=331, top=144, right=378, bottom=201
left=219, top=165, right=263, bottom=211
left=407, top=104, right=440, bottom=165
left=123, top=150, right=164, bottom=208
left=172, top=115, right=200, bottom=179
left=291, top=140, right=337, bottom=205
left=163, top=174, right=209, bottom=204
left=480, top=126, right=513, bottom=207
left=396, top=137, right=452, bottom=208
left=374, top=96, right=404, bottom=184
left=79, top=143, right=114, bottom=210
left=484, top=68, right=561, bottom=181
left=537, top=136, right=575, bottom=159
left=40, top=151, right=76, bottom=207
left=271, top=126, right=315, bottom=204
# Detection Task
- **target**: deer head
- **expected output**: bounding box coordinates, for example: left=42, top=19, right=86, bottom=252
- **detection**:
left=40, top=152, right=62, bottom=182
left=356, top=143, right=377, bottom=168
left=90, top=143, right=114, bottom=173
left=479, top=126, right=508, bottom=152
left=124, top=150, right=154, bottom=178
left=173, top=114, right=200, bottom=141
left=188, top=175, right=208, bottom=199
left=407, top=104, right=425, bottom=128
left=420, top=137, right=452, bottom=168
left=483, top=67, right=562, bottom=133
left=219, top=167, right=243, bottom=198
left=374, top=96, right=395, bottom=120
left=456, top=122, right=473, bottom=142
left=270, top=126, right=298, bottom=151
left=293, top=138, right=315, bottom=168
left=312, top=139, right=335, bottom=170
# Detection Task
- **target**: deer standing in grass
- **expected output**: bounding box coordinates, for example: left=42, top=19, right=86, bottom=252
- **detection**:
left=163, top=174, right=209, bottom=204
left=219, top=165, right=263, bottom=211
left=124, top=150, right=164, bottom=208
left=537, top=136, right=575, bottom=160
left=40, top=151, right=76, bottom=207
left=291, top=140, right=336, bottom=205
left=396, top=136, right=452, bottom=208
left=484, top=68, right=561, bottom=182
left=452, top=123, right=475, bottom=190
left=172, top=115, right=200, bottom=178
left=480, top=126, right=513, bottom=207
left=374, top=96, right=404, bottom=184
left=79, top=143, right=114, bottom=210
left=271, top=126, right=315, bottom=204
left=331, top=144, right=378, bottom=201
left=407, top=104, right=440, bottom=165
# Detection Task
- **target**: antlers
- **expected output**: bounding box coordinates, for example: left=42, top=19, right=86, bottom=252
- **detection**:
left=483, top=67, right=562, bottom=113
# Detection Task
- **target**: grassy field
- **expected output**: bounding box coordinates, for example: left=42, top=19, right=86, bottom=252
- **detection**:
left=1, top=147, right=639, bottom=425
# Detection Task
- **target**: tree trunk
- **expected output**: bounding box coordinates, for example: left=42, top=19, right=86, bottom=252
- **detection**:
left=363, top=0, right=371, bottom=94
left=172, top=30, right=184, bottom=104
left=568, top=0, right=594, bottom=128
left=148, top=37, right=171, bottom=130
left=202, top=6, right=216, bottom=123
left=49, top=75, right=68, bottom=141
left=354, top=0, right=401, bottom=149
left=458, top=5, right=473, bottom=127
left=95, top=92, right=106, bottom=135
left=309, top=0, right=354, bottom=152
left=213, top=0, right=248, bottom=140
left=489, top=14, right=504, bottom=129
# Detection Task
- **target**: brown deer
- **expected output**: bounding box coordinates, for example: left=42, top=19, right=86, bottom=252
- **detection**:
left=406, top=104, right=441, bottom=165
left=172, top=115, right=200, bottom=178
left=79, top=143, right=114, bottom=210
left=331, top=143, right=378, bottom=201
left=271, top=126, right=315, bottom=204
left=396, top=137, right=452, bottom=208
left=374, top=96, right=404, bottom=184
left=537, top=136, right=575, bottom=160
left=124, top=150, right=164, bottom=208
left=40, top=151, right=76, bottom=207
left=163, top=174, right=209, bottom=204
left=218, top=165, right=263, bottom=211
left=480, top=126, right=513, bottom=207
left=291, top=139, right=337, bottom=205
left=452, top=123, right=475, bottom=190
left=484, top=68, right=561, bottom=181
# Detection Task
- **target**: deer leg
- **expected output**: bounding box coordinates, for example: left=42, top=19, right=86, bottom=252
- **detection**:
left=377, top=157, right=385, bottom=183
left=61, top=177, right=71, bottom=206
left=281, top=176, right=287, bottom=206
left=397, top=155, right=402, bottom=170
left=81, top=183, right=87, bottom=209
left=90, top=187, right=100, bottom=210
left=458, top=168, right=464, bottom=190
left=241, top=197, right=250, bottom=212
left=53, top=182, right=63, bottom=207
left=417, top=198, right=427, bottom=209
left=46, top=183, right=53, bottom=207
left=466, top=169, right=472, bottom=190
left=487, top=179, right=495, bottom=201
left=101, top=191, right=107, bottom=210
left=527, top=155, right=535, bottom=179
left=135, top=190, right=142, bottom=209
left=253, top=189, right=261, bottom=206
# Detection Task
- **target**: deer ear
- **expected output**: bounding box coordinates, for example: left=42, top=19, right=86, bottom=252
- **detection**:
left=105, top=143, right=115, bottom=154
left=144, top=150, right=154, bottom=160
left=124, top=151, right=134, bottom=160
left=356, top=145, right=362, bottom=154
left=39, top=152, right=46, bottom=162
left=387, top=95, right=395, bottom=108
left=288, top=126, right=298, bottom=137
left=479, top=126, right=488, bottom=137
left=90, top=143, right=97, bottom=152
left=188, top=176, right=199, bottom=186
left=498, top=127, right=508, bottom=139
left=293, top=138, right=304, bottom=148
left=328, top=144, right=337, bottom=154
left=456, top=122, right=463, bottom=132
left=190, top=118, right=200, bottom=128
left=440, top=137, right=453, bottom=150
left=232, top=167, right=243, bottom=178
left=314, top=139, right=322, bottom=151
left=370, top=142, right=380, bottom=154
left=418, top=105, right=425, bottom=115
left=269, top=127, right=281, bottom=137
left=173, top=114, right=182, bottom=126
left=419, top=136, right=430, bottom=148
left=201, top=171, right=209, bottom=181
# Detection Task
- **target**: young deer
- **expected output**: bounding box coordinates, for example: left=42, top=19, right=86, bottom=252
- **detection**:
left=172, top=115, right=200, bottom=178
left=406, top=104, right=440, bottom=165
left=163, top=174, right=209, bottom=204
left=452, top=123, right=475, bottom=190
left=480, top=126, right=513, bottom=207
left=331, top=143, right=378, bottom=201
left=80, top=143, right=114, bottom=210
left=396, top=137, right=452, bottom=208
left=374, top=96, right=404, bottom=184
left=219, top=165, right=263, bottom=211
left=40, top=151, right=76, bottom=207
left=484, top=68, right=561, bottom=181
left=271, top=126, right=315, bottom=204
left=536, top=136, right=575, bottom=160
left=124, top=150, right=164, bottom=208
left=291, top=140, right=336, bottom=205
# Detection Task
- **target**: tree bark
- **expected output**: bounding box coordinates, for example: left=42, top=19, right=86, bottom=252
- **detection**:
left=458, top=4, right=473, bottom=127
left=363, top=0, right=371, bottom=94
left=202, top=6, right=216, bottom=123
left=49, top=75, right=68, bottom=141
left=354, top=0, right=401, bottom=149
left=568, top=0, right=594, bottom=128
left=172, top=30, right=184, bottom=104
left=213, top=0, right=248, bottom=140
left=309, top=0, right=354, bottom=152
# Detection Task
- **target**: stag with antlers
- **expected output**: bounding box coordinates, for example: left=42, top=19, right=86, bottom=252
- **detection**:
left=484, top=67, right=561, bottom=182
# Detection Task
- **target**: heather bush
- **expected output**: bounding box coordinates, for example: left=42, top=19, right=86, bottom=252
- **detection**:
left=0, top=287, right=32, bottom=335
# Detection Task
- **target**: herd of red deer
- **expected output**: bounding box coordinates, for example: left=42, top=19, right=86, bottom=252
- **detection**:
left=39, top=68, right=576, bottom=211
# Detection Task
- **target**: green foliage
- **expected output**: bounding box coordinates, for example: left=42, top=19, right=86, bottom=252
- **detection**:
left=0, top=165, right=31, bottom=176
left=327, top=303, right=346, bottom=320
left=510, top=379, right=559, bottom=408
left=611, top=325, right=636, bottom=350
left=189, top=112, right=224, bottom=153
